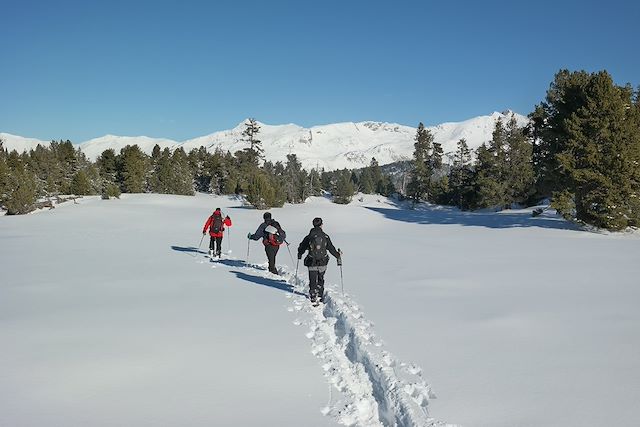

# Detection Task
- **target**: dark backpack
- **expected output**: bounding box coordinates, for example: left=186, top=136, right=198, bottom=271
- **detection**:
left=210, top=215, right=223, bottom=234
left=308, top=232, right=328, bottom=260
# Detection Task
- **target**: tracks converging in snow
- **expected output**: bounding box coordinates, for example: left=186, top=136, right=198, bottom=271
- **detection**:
left=194, top=251, right=449, bottom=427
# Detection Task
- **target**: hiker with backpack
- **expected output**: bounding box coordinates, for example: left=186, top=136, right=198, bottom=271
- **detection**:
left=202, top=208, right=232, bottom=258
left=297, top=217, right=342, bottom=305
left=247, top=212, right=286, bottom=275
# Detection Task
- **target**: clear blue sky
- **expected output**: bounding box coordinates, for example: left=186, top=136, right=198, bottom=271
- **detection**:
left=1, top=0, right=638, bottom=143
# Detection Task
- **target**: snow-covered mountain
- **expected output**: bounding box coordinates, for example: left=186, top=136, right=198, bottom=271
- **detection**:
left=0, top=132, right=53, bottom=154
left=78, top=135, right=178, bottom=161
left=2, top=111, right=529, bottom=170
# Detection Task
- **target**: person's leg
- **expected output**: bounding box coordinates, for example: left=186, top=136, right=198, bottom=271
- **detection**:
left=308, top=269, right=319, bottom=302
left=265, top=245, right=279, bottom=274
left=317, top=269, right=326, bottom=303
left=272, top=246, right=279, bottom=273
left=215, top=237, right=222, bottom=256
left=264, top=246, right=271, bottom=271
left=208, top=236, right=214, bottom=256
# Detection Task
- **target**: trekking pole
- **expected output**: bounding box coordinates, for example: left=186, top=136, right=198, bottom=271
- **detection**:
left=246, top=238, right=250, bottom=264
left=197, top=234, right=205, bottom=253
left=284, top=240, right=295, bottom=268
left=226, top=227, right=231, bottom=253
left=338, top=248, right=344, bottom=295
left=294, top=258, right=300, bottom=287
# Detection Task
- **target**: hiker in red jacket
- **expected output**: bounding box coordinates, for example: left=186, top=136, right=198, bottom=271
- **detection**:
left=202, top=208, right=232, bottom=258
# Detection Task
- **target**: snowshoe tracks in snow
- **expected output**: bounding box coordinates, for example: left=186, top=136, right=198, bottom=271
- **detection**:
left=192, top=252, right=448, bottom=426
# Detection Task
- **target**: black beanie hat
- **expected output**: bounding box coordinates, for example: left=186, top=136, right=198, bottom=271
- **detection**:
left=312, top=217, right=323, bottom=227
left=263, top=212, right=272, bottom=220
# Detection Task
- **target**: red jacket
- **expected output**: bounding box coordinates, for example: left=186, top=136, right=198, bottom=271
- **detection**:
left=203, top=212, right=232, bottom=238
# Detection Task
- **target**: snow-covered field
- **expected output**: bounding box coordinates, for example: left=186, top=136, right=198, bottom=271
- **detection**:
left=1, top=194, right=639, bottom=427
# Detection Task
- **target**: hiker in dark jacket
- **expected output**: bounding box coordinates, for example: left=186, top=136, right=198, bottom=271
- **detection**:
left=297, top=217, right=341, bottom=305
left=202, top=208, right=232, bottom=258
left=248, top=212, right=286, bottom=275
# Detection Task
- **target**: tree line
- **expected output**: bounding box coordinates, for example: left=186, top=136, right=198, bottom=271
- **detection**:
left=3, top=70, right=639, bottom=230
left=407, top=69, right=640, bottom=230
left=0, top=118, right=393, bottom=214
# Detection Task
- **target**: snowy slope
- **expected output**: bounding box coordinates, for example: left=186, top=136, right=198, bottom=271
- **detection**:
left=2, top=111, right=529, bottom=170
left=1, top=193, right=639, bottom=427
left=0, top=132, right=50, bottom=153
left=78, top=135, right=178, bottom=160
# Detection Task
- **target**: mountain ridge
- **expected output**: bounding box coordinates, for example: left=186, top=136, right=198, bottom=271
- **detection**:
left=1, top=111, right=529, bottom=170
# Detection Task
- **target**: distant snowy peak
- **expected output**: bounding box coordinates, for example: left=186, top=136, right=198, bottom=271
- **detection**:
left=78, top=135, right=178, bottom=161
left=2, top=111, right=529, bottom=170
left=0, top=132, right=50, bottom=153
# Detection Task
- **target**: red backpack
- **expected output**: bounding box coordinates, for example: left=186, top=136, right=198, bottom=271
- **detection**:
left=265, top=224, right=283, bottom=246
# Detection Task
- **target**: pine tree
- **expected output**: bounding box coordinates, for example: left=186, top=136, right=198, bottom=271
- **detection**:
left=50, top=140, right=78, bottom=194
left=472, top=119, right=511, bottom=209
left=220, top=151, right=239, bottom=194
left=241, top=118, right=264, bottom=166
left=504, top=115, right=535, bottom=205
left=117, top=145, right=148, bottom=193
left=448, top=138, right=473, bottom=208
left=430, top=140, right=443, bottom=173
left=308, top=168, right=322, bottom=196
left=26, top=144, right=54, bottom=197
left=169, top=148, right=194, bottom=195
left=283, top=154, right=306, bottom=203
left=534, top=69, right=640, bottom=229
left=151, top=144, right=161, bottom=164
left=246, top=171, right=284, bottom=209
left=369, top=158, right=385, bottom=194
left=472, top=143, right=504, bottom=209
left=234, top=146, right=261, bottom=193
left=149, top=148, right=169, bottom=193
left=358, top=167, right=375, bottom=194
left=102, top=182, right=121, bottom=200
left=407, top=122, right=433, bottom=202
left=429, top=140, right=446, bottom=202
left=70, top=170, right=92, bottom=195
left=188, top=146, right=211, bottom=192
left=0, top=140, right=8, bottom=207
left=528, top=104, right=547, bottom=195
left=3, top=154, right=37, bottom=215
left=321, top=170, right=333, bottom=193
left=333, top=170, right=356, bottom=204
left=97, top=149, right=118, bottom=182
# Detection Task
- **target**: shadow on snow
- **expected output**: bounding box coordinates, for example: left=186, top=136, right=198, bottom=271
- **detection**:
left=229, top=270, right=306, bottom=297
left=170, top=245, right=306, bottom=296
left=170, top=245, right=207, bottom=256
left=365, top=203, right=582, bottom=232
left=170, top=246, right=247, bottom=267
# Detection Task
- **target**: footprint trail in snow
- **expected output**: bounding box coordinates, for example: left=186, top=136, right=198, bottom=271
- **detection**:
left=195, top=252, right=453, bottom=427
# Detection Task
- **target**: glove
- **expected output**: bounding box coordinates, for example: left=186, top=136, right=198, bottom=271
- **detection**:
left=202, top=231, right=206, bottom=235
left=297, top=254, right=302, bottom=260
left=337, top=257, right=342, bottom=266
left=247, top=233, right=252, bottom=239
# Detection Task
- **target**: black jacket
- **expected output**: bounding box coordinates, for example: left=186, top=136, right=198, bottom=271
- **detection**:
left=297, top=226, right=340, bottom=267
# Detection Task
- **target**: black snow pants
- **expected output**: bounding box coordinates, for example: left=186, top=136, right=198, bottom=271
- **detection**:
left=308, top=266, right=327, bottom=303
left=264, top=244, right=279, bottom=274
left=209, top=236, right=223, bottom=255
